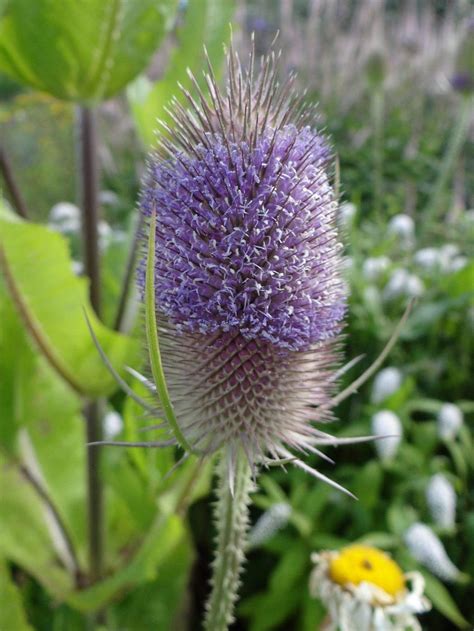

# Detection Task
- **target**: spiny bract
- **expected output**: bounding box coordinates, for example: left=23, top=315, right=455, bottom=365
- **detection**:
left=137, top=44, right=353, bottom=490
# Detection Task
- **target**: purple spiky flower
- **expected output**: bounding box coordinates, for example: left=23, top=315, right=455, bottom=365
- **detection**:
left=137, top=46, right=351, bottom=489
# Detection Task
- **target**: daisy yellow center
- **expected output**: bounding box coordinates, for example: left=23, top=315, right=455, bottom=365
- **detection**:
left=329, top=545, right=405, bottom=596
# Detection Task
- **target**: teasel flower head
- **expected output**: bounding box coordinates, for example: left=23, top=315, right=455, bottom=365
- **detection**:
left=132, top=42, right=393, bottom=494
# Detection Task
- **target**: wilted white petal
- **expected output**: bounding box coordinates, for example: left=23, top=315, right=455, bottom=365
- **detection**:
left=426, top=474, right=456, bottom=529
left=363, top=257, right=391, bottom=281
left=248, top=502, right=291, bottom=547
left=404, top=522, right=461, bottom=582
left=437, top=403, right=463, bottom=440
left=371, top=367, right=402, bottom=404
left=371, top=411, right=402, bottom=461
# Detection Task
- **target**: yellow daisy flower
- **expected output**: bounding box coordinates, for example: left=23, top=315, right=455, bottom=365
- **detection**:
left=310, top=545, right=431, bottom=631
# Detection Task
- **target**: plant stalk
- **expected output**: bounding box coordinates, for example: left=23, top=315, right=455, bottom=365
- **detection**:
left=204, top=450, right=253, bottom=631
left=77, top=106, right=101, bottom=315
left=427, top=95, right=472, bottom=219
left=0, top=145, right=30, bottom=219
left=76, top=105, right=104, bottom=587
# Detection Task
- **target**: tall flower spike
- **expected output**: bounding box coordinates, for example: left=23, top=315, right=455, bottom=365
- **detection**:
left=137, top=42, right=355, bottom=491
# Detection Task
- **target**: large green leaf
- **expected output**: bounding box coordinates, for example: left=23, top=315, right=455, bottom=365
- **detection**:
left=0, top=450, right=75, bottom=599
left=0, top=277, right=36, bottom=453
left=0, top=0, right=177, bottom=102
left=128, top=0, right=234, bottom=146
left=0, top=558, right=34, bottom=631
left=0, top=209, right=139, bottom=397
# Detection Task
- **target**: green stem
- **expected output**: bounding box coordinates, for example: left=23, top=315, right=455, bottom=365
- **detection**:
left=204, top=450, right=253, bottom=631
left=427, top=95, right=472, bottom=219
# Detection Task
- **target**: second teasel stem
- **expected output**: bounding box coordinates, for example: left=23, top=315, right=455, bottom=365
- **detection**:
left=76, top=105, right=104, bottom=589
left=204, top=450, right=253, bottom=631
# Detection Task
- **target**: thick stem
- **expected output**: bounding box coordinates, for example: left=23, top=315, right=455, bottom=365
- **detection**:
left=204, top=450, right=253, bottom=631
left=77, top=106, right=101, bottom=315
left=0, top=145, right=30, bottom=219
left=427, top=95, right=472, bottom=219
left=84, top=400, right=104, bottom=583
left=76, top=106, right=104, bottom=587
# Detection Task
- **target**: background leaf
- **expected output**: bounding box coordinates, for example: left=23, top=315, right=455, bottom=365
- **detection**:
left=128, top=0, right=234, bottom=146
left=0, top=558, right=34, bottom=631
left=0, top=0, right=177, bottom=101
left=421, top=571, right=470, bottom=629
left=0, top=209, right=139, bottom=397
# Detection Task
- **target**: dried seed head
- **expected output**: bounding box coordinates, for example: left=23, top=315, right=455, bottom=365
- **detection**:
left=137, top=44, right=352, bottom=488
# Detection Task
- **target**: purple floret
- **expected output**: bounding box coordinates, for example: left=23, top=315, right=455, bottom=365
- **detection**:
left=140, top=124, right=345, bottom=352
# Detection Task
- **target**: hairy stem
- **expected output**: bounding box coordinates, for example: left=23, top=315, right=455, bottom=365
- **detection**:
left=427, top=95, right=472, bottom=219
left=204, top=450, right=253, bottom=631
left=0, top=145, right=30, bottom=219
left=76, top=106, right=104, bottom=587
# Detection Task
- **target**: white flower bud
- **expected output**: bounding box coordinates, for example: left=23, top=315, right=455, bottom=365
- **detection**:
left=383, top=269, right=424, bottom=300
left=248, top=502, right=291, bottom=547
left=338, top=202, right=357, bottom=227
left=49, top=202, right=81, bottom=233
left=426, top=474, right=456, bottom=529
left=438, top=243, right=460, bottom=272
left=445, top=256, right=468, bottom=273
left=437, top=403, right=463, bottom=440
left=414, top=247, right=440, bottom=271
left=371, top=410, right=402, bottom=461
left=98, top=220, right=113, bottom=251
left=404, top=523, right=461, bottom=582
left=388, top=214, right=415, bottom=247
left=406, top=274, right=425, bottom=298
left=371, top=367, right=402, bottom=404
left=71, top=260, right=84, bottom=276
left=362, top=256, right=391, bottom=281
left=341, top=256, right=354, bottom=275
left=383, top=268, right=410, bottom=300
left=104, top=410, right=123, bottom=439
